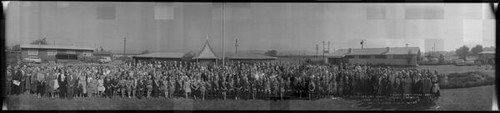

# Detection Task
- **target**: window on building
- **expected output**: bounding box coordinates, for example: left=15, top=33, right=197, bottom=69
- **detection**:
left=67, top=50, right=76, bottom=54
left=393, top=55, right=408, bottom=59
left=47, top=50, right=57, bottom=56
left=374, top=55, right=387, bottom=59
left=82, top=52, right=92, bottom=57
left=359, top=55, right=371, bottom=59
left=27, top=49, right=38, bottom=55
left=345, top=55, right=355, bottom=59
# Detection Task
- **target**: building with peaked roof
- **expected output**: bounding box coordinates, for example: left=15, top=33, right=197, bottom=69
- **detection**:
left=194, top=39, right=219, bottom=64
left=477, top=51, right=495, bottom=64
left=327, top=47, right=421, bottom=66
left=132, top=52, right=187, bottom=62
left=16, top=44, right=94, bottom=62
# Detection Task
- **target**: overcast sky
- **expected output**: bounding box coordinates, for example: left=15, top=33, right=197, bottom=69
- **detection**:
left=5, top=2, right=496, bottom=54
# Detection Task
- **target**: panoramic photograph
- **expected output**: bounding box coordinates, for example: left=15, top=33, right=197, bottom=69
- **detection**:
left=3, top=1, right=497, bottom=110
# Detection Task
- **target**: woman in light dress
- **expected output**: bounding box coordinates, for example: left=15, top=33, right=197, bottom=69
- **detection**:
left=161, top=76, right=169, bottom=98
left=126, top=77, right=134, bottom=98
left=49, top=70, right=58, bottom=98
left=199, top=79, right=206, bottom=100
left=97, top=76, right=105, bottom=96
left=53, top=72, right=60, bottom=98
left=88, top=75, right=97, bottom=96
left=78, top=72, right=87, bottom=97
left=184, top=76, right=191, bottom=99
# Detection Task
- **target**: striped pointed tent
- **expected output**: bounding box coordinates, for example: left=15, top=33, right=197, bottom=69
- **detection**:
left=194, top=39, right=219, bottom=63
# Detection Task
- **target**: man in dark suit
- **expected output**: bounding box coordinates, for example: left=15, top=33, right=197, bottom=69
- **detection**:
left=67, top=72, right=78, bottom=99
left=12, top=67, right=23, bottom=95
left=104, top=76, right=112, bottom=98
left=58, top=70, right=67, bottom=98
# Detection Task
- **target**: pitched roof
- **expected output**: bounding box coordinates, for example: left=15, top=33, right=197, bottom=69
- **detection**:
left=384, top=47, right=420, bottom=55
left=327, top=47, right=420, bottom=57
left=20, top=44, right=94, bottom=51
left=479, top=51, right=495, bottom=54
left=228, top=53, right=277, bottom=60
left=194, top=40, right=219, bottom=59
left=347, top=48, right=388, bottom=55
left=133, top=52, right=186, bottom=59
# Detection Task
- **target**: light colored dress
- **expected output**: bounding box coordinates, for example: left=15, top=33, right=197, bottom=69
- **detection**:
left=87, top=77, right=94, bottom=94
left=98, top=79, right=105, bottom=92
left=184, top=80, right=191, bottom=93
left=53, top=74, right=60, bottom=90
left=162, top=80, right=169, bottom=92
left=52, top=78, right=59, bottom=91
left=79, top=76, right=87, bottom=94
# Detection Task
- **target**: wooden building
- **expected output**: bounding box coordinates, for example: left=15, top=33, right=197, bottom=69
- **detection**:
left=132, top=52, right=186, bottom=62
left=17, top=44, right=93, bottom=62
left=327, top=47, right=421, bottom=66
left=477, top=51, right=495, bottom=65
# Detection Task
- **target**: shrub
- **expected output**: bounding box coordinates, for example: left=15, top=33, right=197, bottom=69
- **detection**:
left=439, top=71, right=494, bottom=89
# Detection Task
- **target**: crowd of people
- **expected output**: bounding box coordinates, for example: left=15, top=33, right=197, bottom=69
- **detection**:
left=6, top=61, right=440, bottom=100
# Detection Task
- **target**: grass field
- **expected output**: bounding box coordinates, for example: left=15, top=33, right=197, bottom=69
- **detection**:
left=5, top=85, right=494, bottom=110
left=419, top=65, right=495, bottom=76
left=4, top=65, right=495, bottom=110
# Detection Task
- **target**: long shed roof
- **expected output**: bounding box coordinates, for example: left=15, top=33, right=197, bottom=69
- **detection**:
left=228, top=53, right=277, bottom=60
left=133, top=52, right=186, bottom=59
left=327, top=47, right=420, bottom=57
left=20, top=44, right=94, bottom=51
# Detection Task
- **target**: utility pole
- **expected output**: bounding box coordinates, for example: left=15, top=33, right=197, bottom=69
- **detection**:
left=433, top=42, right=436, bottom=52
left=432, top=42, right=436, bottom=56
left=360, top=40, right=364, bottom=49
left=322, top=41, right=325, bottom=57
left=124, top=37, right=126, bottom=57
left=235, top=38, right=238, bottom=54
left=222, top=3, right=225, bottom=66
left=316, top=44, right=319, bottom=57
left=327, top=41, right=330, bottom=54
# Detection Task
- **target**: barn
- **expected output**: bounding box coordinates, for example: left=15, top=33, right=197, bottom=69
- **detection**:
left=16, top=44, right=94, bottom=62
left=327, top=47, right=421, bottom=66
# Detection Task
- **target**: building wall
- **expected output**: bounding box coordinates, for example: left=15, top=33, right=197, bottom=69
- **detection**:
left=346, top=54, right=418, bottom=66
left=277, top=56, right=324, bottom=64
left=21, top=48, right=93, bottom=62
left=327, top=57, right=348, bottom=64
left=478, top=54, right=495, bottom=64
